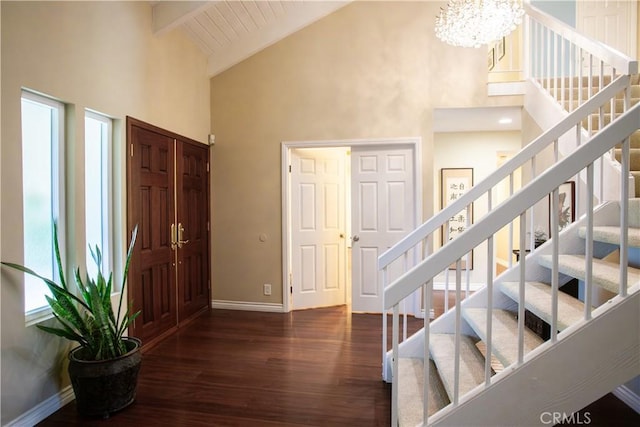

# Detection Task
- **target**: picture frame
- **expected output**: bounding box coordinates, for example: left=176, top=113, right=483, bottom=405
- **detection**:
left=441, top=168, right=474, bottom=269
left=548, top=181, right=575, bottom=237
left=497, top=37, right=506, bottom=60
left=488, top=47, right=495, bottom=70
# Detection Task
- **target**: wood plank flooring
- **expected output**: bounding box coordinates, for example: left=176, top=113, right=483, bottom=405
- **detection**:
left=39, top=302, right=639, bottom=426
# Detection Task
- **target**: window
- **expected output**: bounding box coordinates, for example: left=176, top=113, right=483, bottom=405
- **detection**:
left=21, top=91, right=65, bottom=316
left=84, top=111, right=113, bottom=279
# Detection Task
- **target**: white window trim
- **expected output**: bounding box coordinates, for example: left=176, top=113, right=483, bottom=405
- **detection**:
left=21, top=90, right=66, bottom=325
left=85, top=110, right=114, bottom=277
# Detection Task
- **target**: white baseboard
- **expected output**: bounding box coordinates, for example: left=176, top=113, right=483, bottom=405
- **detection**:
left=7, top=385, right=75, bottom=427
left=613, top=385, right=640, bottom=414
left=212, top=299, right=285, bottom=313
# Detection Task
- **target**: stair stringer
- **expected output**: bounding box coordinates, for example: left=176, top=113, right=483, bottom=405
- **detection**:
left=428, top=287, right=640, bottom=427
left=387, top=202, right=621, bottom=377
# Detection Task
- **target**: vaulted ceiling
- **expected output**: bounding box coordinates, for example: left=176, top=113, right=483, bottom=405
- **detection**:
left=152, top=1, right=350, bottom=77
left=151, top=1, right=522, bottom=131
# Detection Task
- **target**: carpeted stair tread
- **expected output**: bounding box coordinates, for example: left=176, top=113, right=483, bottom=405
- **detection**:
left=398, top=358, right=450, bottom=426
left=463, top=308, right=544, bottom=368
left=614, top=148, right=640, bottom=170
left=578, top=226, right=640, bottom=247
left=499, top=281, right=584, bottom=331
left=538, top=254, right=640, bottom=294
left=429, top=333, right=486, bottom=402
left=632, top=172, right=640, bottom=197
left=562, top=85, right=640, bottom=100
left=565, top=98, right=640, bottom=115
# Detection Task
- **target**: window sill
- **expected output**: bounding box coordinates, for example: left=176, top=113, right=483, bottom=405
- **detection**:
left=26, top=305, right=53, bottom=327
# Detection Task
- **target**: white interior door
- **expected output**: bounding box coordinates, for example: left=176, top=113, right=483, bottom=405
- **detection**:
left=577, top=0, right=637, bottom=58
left=291, top=148, right=347, bottom=310
left=351, top=145, right=415, bottom=313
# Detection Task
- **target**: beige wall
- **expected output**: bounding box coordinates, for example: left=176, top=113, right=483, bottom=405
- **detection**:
left=433, top=130, right=522, bottom=280
left=1, top=1, right=210, bottom=423
left=209, top=1, right=520, bottom=305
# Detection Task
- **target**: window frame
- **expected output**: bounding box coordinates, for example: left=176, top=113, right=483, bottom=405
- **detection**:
left=21, top=90, right=66, bottom=325
left=84, top=110, right=114, bottom=279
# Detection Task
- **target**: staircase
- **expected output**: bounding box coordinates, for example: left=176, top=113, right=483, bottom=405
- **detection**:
left=380, top=4, right=640, bottom=426
left=397, top=200, right=640, bottom=426
left=554, top=74, right=640, bottom=197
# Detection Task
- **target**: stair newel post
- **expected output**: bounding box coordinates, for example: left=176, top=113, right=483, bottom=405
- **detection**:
left=382, top=267, right=388, bottom=381
left=598, top=60, right=606, bottom=202
left=422, top=280, right=432, bottom=425
left=560, top=33, right=566, bottom=107
left=391, top=304, right=399, bottom=427
left=529, top=157, right=537, bottom=252
left=485, top=233, right=494, bottom=385
left=575, top=124, right=582, bottom=216
left=453, top=259, right=462, bottom=405
left=465, top=204, right=471, bottom=298
left=585, top=164, right=595, bottom=320
left=568, top=42, right=575, bottom=112
left=403, top=252, right=409, bottom=342
left=518, top=212, right=527, bottom=365
left=444, top=222, right=451, bottom=312
left=578, top=47, right=584, bottom=107
left=619, top=137, right=630, bottom=297
left=551, top=188, right=560, bottom=343
left=508, top=173, right=514, bottom=268
left=588, top=54, right=594, bottom=135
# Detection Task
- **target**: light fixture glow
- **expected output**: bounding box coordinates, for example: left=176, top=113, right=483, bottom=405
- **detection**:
left=498, top=117, right=513, bottom=125
left=435, top=0, right=525, bottom=48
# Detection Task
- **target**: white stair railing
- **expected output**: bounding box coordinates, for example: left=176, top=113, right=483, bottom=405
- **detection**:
left=382, top=4, right=638, bottom=425
left=391, top=101, right=638, bottom=427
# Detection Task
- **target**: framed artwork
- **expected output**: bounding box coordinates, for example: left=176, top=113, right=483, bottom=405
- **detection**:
left=497, top=37, right=506, bottom=60
left=441, top=168, right=474, bottom=269
left=488, top=48, right=495, bottom=70
left=549, top=181, right=575, bottom=236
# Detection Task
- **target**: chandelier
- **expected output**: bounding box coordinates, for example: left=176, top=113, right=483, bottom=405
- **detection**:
left=435, top=0, right=525, bottom=48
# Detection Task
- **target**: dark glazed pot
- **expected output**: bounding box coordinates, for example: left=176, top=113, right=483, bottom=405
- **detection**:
left=68, top=337, right=142, bottom=418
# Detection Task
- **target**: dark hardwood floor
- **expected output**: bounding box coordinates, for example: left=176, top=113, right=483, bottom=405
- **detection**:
left=39, top=301, right=639, bottom=426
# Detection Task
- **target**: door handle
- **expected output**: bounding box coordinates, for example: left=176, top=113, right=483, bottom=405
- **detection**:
left=171, top=223, right=178, bottom=250
left=351, top=235, right=360, bottom=242
left=177, top=223, right=189, bottom=248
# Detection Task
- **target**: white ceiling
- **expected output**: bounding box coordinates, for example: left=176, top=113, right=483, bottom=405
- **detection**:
left=152, top=1, right=351, bottom=77
left=433, top=106, right=522, bottom=133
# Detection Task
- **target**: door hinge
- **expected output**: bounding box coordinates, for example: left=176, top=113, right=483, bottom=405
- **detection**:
left=207, top=221, right=210, bottom=231
left=290, top=286, right=293, bottom=294
left=206, top=162, right=210, bottom=172
left=130, top=143, right=134, bottom=157
left=289, top=164, right=292, bottom=173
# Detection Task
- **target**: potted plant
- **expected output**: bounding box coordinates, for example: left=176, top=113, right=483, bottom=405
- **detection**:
left=1, top=223, right=141, bottom=418
left=534, top=226, right=547, bottom=248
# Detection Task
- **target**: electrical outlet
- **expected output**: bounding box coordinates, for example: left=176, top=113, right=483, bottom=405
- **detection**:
left=263, top=283, right=272, bottom=296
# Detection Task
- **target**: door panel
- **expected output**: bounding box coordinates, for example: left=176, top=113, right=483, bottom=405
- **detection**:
left=128, top=123, right=177, bottom=342
left=577, top=1, right=636, bottom=57
left=291, top=148, right=347, bottom=310
left=127, top=118, right=210, bottom=346
left=351, top=146, right=415, bottom=313
left=176, top=140, right=210, bottom=322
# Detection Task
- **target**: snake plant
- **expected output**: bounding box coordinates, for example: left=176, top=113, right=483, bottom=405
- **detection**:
left=1, top=223, right=140, bottom=360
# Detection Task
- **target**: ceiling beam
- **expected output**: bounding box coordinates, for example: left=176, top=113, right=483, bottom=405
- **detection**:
left=152, top=1, right=216, bottom=35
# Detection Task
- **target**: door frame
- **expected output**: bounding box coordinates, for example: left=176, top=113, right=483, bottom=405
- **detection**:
left=281, top=137, right=422, bottom=314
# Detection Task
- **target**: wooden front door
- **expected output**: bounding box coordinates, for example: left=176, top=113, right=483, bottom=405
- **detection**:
left=127, top=117, right=210, bottom=345
left=176, top=141, right=210, bottom=321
